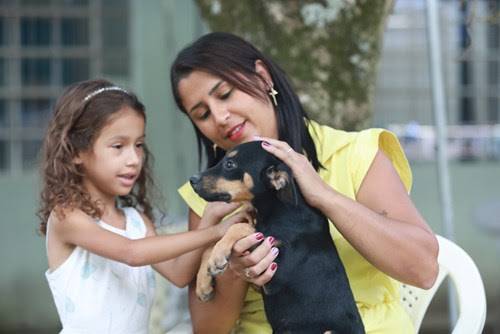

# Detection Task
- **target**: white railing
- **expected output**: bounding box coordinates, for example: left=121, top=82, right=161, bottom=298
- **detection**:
left=388, top=123, right=500, bottom=161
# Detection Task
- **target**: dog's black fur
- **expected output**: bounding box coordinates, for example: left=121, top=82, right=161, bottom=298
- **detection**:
left=190, top=141, right=365, bottom=334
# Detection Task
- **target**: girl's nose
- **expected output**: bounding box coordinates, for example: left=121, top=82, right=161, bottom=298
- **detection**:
left=127, top=147, right=141, bottom=165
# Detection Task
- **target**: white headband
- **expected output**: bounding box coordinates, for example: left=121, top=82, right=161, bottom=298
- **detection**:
left=83, top=86, right=129, bottom=102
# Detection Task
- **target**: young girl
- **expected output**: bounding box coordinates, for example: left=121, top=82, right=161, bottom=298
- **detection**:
left=38, top=79, right=250, bottom=333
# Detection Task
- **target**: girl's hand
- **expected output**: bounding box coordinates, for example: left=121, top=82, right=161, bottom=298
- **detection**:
left=229, top=234, right=279, bottom=286
left=215, top=206, right=256, bottom=238
left=199, top=202, right=242, bottom=229
left=255, top=136, right=332, bottom=208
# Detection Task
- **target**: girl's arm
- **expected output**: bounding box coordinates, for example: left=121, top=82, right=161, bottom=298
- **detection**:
left=147, top=204, right=250, bottom=287
left=260, top=138, right=439, bottom=289
left=52, top=207, right=233, bottom=268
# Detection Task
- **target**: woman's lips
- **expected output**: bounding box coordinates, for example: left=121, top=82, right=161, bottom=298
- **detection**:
left=226, top=121, right=246, bottom=141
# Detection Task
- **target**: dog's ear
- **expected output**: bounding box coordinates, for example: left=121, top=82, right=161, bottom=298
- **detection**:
left=264, top=163, right=298, bottom=206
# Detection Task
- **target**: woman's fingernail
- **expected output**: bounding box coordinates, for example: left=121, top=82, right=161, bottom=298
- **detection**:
left=272, top=247, right=279, bottom=256
left=262, top=141, right=271, bottom=147
left=268, top=236, right=274, bottom=244
left=255, top=232, right=264, bottom=240
left=271, top=262, right=278, bottom=271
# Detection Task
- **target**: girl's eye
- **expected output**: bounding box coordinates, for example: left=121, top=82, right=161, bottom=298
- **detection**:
left=112, top=144, right=123, bottom=149
left=136, top=142, right=144, bottom=149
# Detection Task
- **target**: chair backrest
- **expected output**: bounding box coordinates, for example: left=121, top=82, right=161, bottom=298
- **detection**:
left=400, top=235, right=486, bottom=333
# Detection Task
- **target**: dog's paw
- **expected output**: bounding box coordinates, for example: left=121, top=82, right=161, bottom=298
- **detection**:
left=196, top=273, right=215, bottom=302
left=207, top=252, right=230, bottom=276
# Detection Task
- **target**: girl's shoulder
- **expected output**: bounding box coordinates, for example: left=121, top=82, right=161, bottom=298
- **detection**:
left=48, top=206, right=95, bottom=231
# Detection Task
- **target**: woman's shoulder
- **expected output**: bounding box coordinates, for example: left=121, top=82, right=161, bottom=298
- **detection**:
left=308, top=121, right=385, bottom=162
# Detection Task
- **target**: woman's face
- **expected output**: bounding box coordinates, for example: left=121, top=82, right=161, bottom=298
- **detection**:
left=178, top=69, right=278, bottom=151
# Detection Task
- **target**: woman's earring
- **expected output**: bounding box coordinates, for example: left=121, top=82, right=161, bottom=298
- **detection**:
left=212, top=143, right=218, bottom=155
left=269, top=86, right=278, bottom=107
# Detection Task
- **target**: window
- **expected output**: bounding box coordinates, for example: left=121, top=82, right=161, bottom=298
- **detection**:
left=22, top=58, right=52, bottom=85
left=0, top=140, right=8, bottom=171
left=0, top=58, right=5, bottom=86
left=62, top=58, right=89, bottom=85
left=21, top=18, right=52, bottom=46
left=22, top=140, right=42, bottom=170
left=21, top=99, right=52, bottom=127
left=460, top=97, right=475, bottom=124
left=61, top=18, right=89, bottom=46
left=487, top=97, right=498, bottom=123
left=0, top=100, right=7, bottom=128
left=0, top=0, right=129, bottom=173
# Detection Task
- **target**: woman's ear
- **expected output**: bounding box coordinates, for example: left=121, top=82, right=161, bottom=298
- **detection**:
left=255, top=59, right=273, bottom=87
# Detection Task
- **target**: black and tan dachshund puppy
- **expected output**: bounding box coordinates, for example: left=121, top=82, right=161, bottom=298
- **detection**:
left=190, top=141, right=365, bottom=334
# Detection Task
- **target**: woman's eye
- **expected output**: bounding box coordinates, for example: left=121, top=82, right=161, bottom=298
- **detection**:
left=220, top=88, right=233, bottom=100
left=199, top=110, right=210, bottom=120
left=112, top=144, right=123, bottom=150
left=136, top=142, right=144, bottom=149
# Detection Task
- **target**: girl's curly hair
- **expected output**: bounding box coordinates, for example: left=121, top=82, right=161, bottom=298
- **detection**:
left=38, top=79, right=155, bottom=234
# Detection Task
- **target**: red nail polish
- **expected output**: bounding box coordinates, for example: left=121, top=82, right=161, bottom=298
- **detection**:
left=256, top=233, right=264, bottom=241
left=268, top=236, right=274, bottom=244
left=271, top=262, right=278, bottom=271
left=262, top=141, right=271, bottom=147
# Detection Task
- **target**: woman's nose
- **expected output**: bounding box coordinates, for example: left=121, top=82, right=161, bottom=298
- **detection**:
left=212, top=108, right=230, bottom=125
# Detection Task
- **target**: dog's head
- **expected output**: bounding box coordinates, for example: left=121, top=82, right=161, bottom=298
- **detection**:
left=190, top=141, right=297, bottom=205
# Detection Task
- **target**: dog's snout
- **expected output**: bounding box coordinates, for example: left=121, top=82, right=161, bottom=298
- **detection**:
left=190, top=173, right=202, bottom=186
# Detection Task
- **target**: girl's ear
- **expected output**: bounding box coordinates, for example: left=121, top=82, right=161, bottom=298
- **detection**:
left=72, top=152, right=84, bottom=165
left=255, top=59, right=273, bottom=87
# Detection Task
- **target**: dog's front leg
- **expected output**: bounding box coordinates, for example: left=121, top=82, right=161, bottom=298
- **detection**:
left=207, top=223, right=256, bottom=277
left=196, top=246, right=216, bottom=302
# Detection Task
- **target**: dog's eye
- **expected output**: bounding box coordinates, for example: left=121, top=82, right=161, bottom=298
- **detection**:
left=223, top=160, right=237, bottom=170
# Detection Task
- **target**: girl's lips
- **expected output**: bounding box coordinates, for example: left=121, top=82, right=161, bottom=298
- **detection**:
left=118, top=174, right=136, bottom=187
left=227, top=121, right=246, bottom=141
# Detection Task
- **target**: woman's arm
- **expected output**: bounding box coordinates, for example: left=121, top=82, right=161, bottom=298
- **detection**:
left=319, top=150, right=439, bottom=288
left=187, top=209, right=249, bottom=334
left=259, top=139, right=439, bottom=289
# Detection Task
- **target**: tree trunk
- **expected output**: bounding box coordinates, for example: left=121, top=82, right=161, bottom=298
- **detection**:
left=195, top=0, right=394, bottom=130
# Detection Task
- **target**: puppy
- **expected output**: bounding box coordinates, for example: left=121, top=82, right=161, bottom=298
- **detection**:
left=190, top=141, right=365, bottom=333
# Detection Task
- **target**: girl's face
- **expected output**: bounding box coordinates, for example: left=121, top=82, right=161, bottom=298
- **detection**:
left=75, top=106, right=146, bottom=202
left=178, top=69, right=278, bottom=151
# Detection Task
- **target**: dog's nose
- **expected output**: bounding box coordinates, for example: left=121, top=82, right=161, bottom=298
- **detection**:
left=190, top=174, right=202, bottom=186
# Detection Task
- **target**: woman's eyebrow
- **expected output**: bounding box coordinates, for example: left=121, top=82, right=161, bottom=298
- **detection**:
left=189, top=80, right=224, bottom=114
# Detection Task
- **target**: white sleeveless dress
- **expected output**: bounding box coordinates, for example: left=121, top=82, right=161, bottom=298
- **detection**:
left=45, top=207, right=156, bottom=334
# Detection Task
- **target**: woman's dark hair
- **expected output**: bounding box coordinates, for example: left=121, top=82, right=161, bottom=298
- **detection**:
left=170, top=32, right=321, bottom=171
left=37, top=79, right=155, bottom=234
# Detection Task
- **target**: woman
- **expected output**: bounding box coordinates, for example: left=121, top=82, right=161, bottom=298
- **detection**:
left=170, top=32, right=439, bottom=333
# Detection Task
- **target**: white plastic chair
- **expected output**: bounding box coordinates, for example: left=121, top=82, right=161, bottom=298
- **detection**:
left=400, top=235, right=486, bottom=333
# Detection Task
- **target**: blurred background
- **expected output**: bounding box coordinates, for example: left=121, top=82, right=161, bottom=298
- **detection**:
left=0, top=0, right=498, bottom=333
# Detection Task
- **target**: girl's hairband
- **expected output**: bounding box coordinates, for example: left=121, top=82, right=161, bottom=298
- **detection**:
left=83, top=86, right=128, bottom=103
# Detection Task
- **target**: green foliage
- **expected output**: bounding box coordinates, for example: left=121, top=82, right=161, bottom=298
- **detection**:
left=195, top=0, right=394, bottom=130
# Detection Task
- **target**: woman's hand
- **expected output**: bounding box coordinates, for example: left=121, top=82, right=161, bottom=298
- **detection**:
left=229, top=233, right=279, bottom=286
left=256, top=136, right=331, bottom=209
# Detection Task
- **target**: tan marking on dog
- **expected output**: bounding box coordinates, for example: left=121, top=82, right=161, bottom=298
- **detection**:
left=269, top=170, right=289, bottom=190
left=227, top=150, right=238, bottom=158
left=215, top=178, right=254, bottom=201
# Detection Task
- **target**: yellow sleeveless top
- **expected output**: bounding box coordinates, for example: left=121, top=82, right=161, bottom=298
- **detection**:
left=178, top=121, right=414, bottom=333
